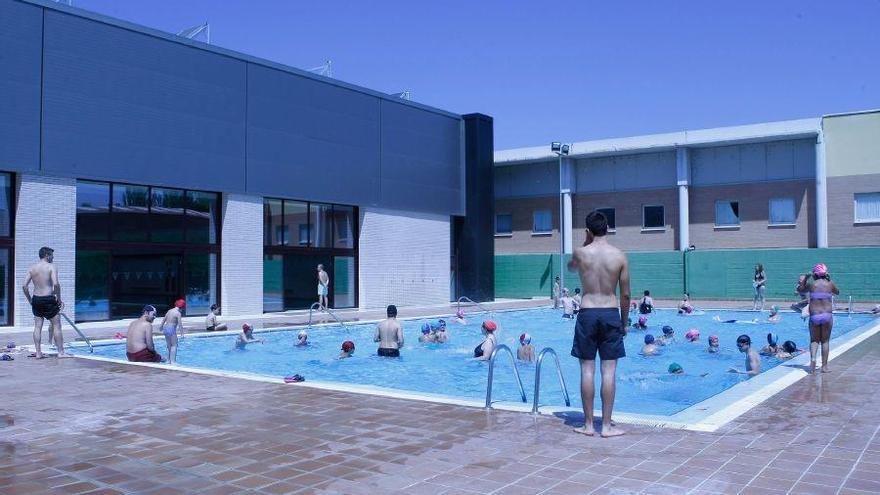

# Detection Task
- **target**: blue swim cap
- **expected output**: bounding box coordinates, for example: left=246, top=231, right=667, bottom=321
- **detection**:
left=767, top=333, right=778, bottom=346
left=644, top=334, right=655, bottom=344
left=421, top=323, right=432, bottom=334
left=662, top=325, right=674, bottom=335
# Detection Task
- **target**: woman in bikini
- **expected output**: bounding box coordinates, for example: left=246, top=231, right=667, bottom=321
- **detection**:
left=798, top=263, right=839, bottom=373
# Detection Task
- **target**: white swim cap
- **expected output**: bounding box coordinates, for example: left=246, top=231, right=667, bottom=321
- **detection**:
left=298, top=330, right=307, bottom=338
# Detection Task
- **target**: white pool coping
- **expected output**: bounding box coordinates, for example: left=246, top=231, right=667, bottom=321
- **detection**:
left=36, top=309, right=880, bottom=433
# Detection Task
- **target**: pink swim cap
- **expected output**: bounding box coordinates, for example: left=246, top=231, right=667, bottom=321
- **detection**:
left=638, top=316, right=647, bottom=325
left=456, top=309, right=464, bottom=318
left=685, top=328, right=700, bottom=341
left=813, top=263, right=828, bottom=277
left=709, top=335, right=719, bottom=343
left=685, top=306, right=693, bottom=314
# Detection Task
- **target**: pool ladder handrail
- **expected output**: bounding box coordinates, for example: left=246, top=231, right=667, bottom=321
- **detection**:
left=60, top=312, right=93, bottom=353
left=307, top=303, right=347, bottom=330
left=532, top=347, right=571, bottom=414
left=485, top=344, right=527, bottom=408
left=457, top=296, right=493, bottom=317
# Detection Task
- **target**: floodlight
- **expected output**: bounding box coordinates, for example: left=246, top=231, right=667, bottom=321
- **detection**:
left=551, top=142, right=562, bottom=153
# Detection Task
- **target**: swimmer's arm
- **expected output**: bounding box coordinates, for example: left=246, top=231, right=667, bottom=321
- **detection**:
left=146, top=326, right=155, bottom=351
left=22, top=272, right=32, bottom=303
left=51, top=264, right=63, bottom=308
left=830, top=281, right=840, bottom=295
left=619, top=259, right=631, bottom=333
left=373, top=326, right=380, bottom=342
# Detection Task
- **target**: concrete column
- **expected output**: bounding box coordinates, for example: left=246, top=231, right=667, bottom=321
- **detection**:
left=562, top=192, right=573, bottom=254
left=815, top=129, right=829, bottom=248
left=220, top=193, right=264, bottom=316
left=676, top=147, right=690, bottom=251
left=14, top=174, right=77, bottom=327
left=560, top=157, right=575, bottom=254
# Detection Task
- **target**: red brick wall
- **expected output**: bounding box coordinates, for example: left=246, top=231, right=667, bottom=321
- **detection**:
left=572, top=189, right=679, bottom=252
left=494, top=196, right=560, bottom=254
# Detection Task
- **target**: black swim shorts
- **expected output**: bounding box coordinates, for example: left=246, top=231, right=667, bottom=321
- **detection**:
left=377, top=347, right=400, bottom=357
left=571, top=308, right=626, bottom=361
left=31, top=295, right=60, bottom=319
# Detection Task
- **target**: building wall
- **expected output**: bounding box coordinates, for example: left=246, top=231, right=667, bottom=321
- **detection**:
left=0, top=0, right=41, bottom=173
left=576, top=151, right=676, bottom=192
left=689, top=180, right=815, bottom=249
left=572, top=188, right=679, bottom=251
left=220, top=193, right=263, bottom=316
left=827, top=173, right=880, bottom=247
left=358, top=208, right=450, bottom=309
left=690, top=139, right=815, bottom=186
left=494, top=196, right=559, bottom=254
left=15, top=174, right=77, bottom=327
left=495, top=162, right=557, bottom=198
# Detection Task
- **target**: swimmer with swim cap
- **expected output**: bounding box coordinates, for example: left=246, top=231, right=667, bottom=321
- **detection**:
left=641, top=334, right=658, bottom=355
left=760, top=333, right=779, bottom=356
left=473, top=320, right=497, bottom=360
left=434, top=319, right=449, bottom=343
left=658, top=325, right=675, bottom=345
left=338, top=340, right=355, bottom=359
left=517, top=332, right=535, bottom=362
left=729, top=334, right=761, bottom=375
left=296, top=330, right=308, bottom=346
left=768, top=304, right=781, bottom=323
left=685, top=328, right=700, bottom=342
left=419, top=322, right=436, bottom=343
left=634, top=316, right=648, bottom=330
left=235, top=323, right=264, bottom=349
left=668, top=362, right=684, bottom=374
left=707, top=335, right=720, bottom=353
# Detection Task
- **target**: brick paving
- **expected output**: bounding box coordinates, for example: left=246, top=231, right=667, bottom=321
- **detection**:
left=2, top=321, right=880, bottom=494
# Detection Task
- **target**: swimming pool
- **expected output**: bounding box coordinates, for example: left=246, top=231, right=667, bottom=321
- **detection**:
left=71, top=307, right=876, bottom=422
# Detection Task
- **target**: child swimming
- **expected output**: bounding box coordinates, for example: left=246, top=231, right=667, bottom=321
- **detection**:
left=517, top=333, right=535, bottom=362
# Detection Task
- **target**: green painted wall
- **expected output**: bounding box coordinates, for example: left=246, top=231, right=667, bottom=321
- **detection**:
left=497, top=247, right=880, bottom=301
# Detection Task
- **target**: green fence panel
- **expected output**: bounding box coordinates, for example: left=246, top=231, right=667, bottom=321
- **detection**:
left=628, top=251, right=684, bottom=299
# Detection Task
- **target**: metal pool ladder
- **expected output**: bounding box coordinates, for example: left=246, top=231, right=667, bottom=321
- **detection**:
left=60, top=313, right=93, bottom=353
left=532, top=347, right=570, bottom=414
left=485, top=344, right=527, bottom=408
left=307, top=303, right=346, bottom=330
left=457, top=296, right=493, bottom=316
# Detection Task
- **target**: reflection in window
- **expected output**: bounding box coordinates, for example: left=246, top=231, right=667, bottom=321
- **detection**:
left=263, top=254, right=283, bottom=312
left=0, top=248, right=9, bottom=325
left=283, top=201, right=308, bottom=246
left=643, top=205, right=665, bottom=229
left=333, top=256, right=356, bottom=308
left=151, top=188, right=185, bottom=243
left=112, top=184, right=149, bottom=241
left=76, top=181, right=110, bottom=241
left=74, top=250, right=110, bottom=322
left=264, top=199, right=283, bottom=246
left=186, top=253, right=217, bottom=315
left=769, top=198, right=796, bottom=225
left=333, top=206, right=355, bottom=248
left=186, top=191, right=217, bottom=244
left=310, top=203, right=333, bottom=248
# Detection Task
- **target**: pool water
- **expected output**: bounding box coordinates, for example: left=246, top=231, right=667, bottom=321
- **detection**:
left=78, top=308, right=873, bottom=416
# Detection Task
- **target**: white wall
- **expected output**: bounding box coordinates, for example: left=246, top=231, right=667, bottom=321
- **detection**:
left=220, top=193, right=264, bottom=316
left=358, top=208, right=450, bottom=309
left=15, top=174, right=77, bottom=327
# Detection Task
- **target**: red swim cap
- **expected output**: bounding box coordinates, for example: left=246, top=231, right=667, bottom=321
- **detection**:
left=175, top=299, right=186, bottom=308
left=482, top=320, right=497, bottom=332
left=342, top=340, right=355, bottom=352
left=242, top=323, right=252, bottom=331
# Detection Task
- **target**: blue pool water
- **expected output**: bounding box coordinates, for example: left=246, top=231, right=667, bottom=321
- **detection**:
left=77, top=308, right=873, bottom=416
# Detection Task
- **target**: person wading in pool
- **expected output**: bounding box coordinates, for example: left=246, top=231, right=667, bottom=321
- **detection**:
left=567, top=211, right=630, bottom=438
left=798, top=263, right=840, bottom=373
left=22, top=247, right=69, bottom=359
left=126, top=305, right=162, bottom=362
left=159, top=300, right=185, bottom=365
left=374, top=305, right=404, bottom=357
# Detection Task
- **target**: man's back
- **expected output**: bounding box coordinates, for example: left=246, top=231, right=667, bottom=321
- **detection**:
left=376, top=319, right=402, bottom=349
left=126, top=320, right=149, bottom=353
left=570, top=243, right=627, bottom=308
left=28, top=261, right=55, bottom=296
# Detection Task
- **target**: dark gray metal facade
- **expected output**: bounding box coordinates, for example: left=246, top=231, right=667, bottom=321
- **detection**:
left=2, top=0, right=466, bottom=216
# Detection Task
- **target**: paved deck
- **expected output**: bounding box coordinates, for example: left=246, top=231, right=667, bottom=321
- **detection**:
left=2, top=324, right=880, bottom=494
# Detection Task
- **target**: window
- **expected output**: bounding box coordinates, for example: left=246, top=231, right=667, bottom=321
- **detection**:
left=76, top=181, right=110, bottom=241
left=715, top=200, right=740, bottom=227
left=769, top=198, right=796, bottom=225
left=263, top=198, right=359, bottom=310
left=495, top=214, right=512, bottom=235
left=595, top=208, right=616, bottom=231
left=0, top=173, right=12, bottom=326
left=642, top=205, right=665, bottom=230
left=855, top=192, right=880, bottom=223
left=533, top=210, right=552, bottom=234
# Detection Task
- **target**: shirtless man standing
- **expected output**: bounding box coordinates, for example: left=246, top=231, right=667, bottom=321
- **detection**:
left=567, top=212, right=630, bottom=438
left=159, top=299, right=185, bottom=364
left=22, top=247, right=67, bottom=358
left=317, top=264, right=330, bottom=311
left=374, top=305, right=404, bottom=357
left=126, top=305, right=162, bottom=362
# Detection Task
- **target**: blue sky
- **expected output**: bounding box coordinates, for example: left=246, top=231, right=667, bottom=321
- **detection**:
left=70, top=0, right=879, bottom=149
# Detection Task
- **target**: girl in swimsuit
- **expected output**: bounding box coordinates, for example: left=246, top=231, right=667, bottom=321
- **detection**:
left=473, top=320, right=497, bottom=360
left=798, top=263, right=839, bottom=373
left=753, top=264, right=767, bottom=311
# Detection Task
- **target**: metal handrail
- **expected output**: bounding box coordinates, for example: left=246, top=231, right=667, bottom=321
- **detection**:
left=485, top=344, right=527, bottom=408
left=532, top=348, right=571, bottom=414
left=848, top=295, right=853, bottom=317
left=457, top=296, right=492, bottom=315
left=307, top=303, right=346, bottom=330
left=60, top=313, right=93, bottom=353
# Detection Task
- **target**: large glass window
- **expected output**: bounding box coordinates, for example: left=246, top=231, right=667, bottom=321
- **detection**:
left=75, top=180, right=220, bottom=321
left=595, top=208, right=616, bottom=231
left=533, top=210, right=552, bottom=234
left=495, top=214, right=512, bottom=235
left=769, top=198, right=796, bottom=225
left=263, top=198, right=358, bottom=310
left=855, top=192, right=880, bottom=223
left=0, top=173, right=13, bottom=326
left=715, top=200, right=740, bottom=227
left=643, top=205, right=665, bottom=230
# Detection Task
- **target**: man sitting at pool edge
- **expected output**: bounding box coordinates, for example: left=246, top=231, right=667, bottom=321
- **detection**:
left=126, top=305, right=162, bottom=363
